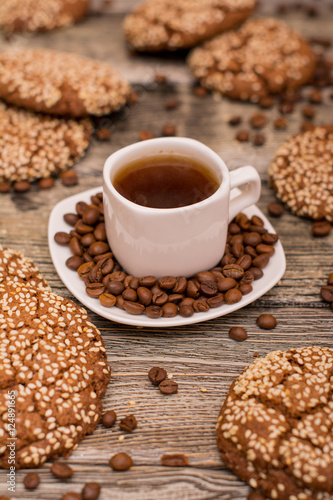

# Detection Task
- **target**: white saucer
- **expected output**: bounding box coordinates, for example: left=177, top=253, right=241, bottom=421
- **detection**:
left=48, top=187, right=286, bottom=328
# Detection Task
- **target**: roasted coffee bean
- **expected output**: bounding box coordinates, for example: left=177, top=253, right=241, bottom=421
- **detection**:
left=229, top=326, right=247, bottom=341
left=38, top=177, right=54, bottom=189
left=81, top=233, right=96, bottom=247
left=243, top=232, right=262, bottom=247
left=248, top=224, right=267, bottom=234
left=99, top=293, right=116, bottom=307
left=228, top=222, right=241, bottom=234
left=94, top=223, right=107, bottom=241
left=158, top=276, right=177, bottom=290
left=256, top=313, right=277, bottom=330
left=193, top=299, right=210, bottom=312
left=51, top=461, right=73, bottom=479
left=152, top=291, right=169, bottom=306
left=236, top=254, right=252, bottom=270
left=109, top=271, right=126, bottom=282
left=145, top=305, right=163, bottom=318
left=200, top=281, right=218, bottom=297
left=61, top=169, right=78, bottom=186
left=262, top=233, right=279, bottom=245
left=221, top=254, right=236, bottom=266
left=278, top=101, right=294, bottom=114
left=159, top=379, right=178, bottom=394
left=231, top=241, right=244, bottom=258
left=224, top=288, right=242, bottom=304
left=250, top=112, right=267, bottom=129
left=78, top=262, right=94, bottom=280
left=328, top=273, right=333, bottom=286
left=66, top=255, right=83, bottom=271
left=123, top=300, right=145, bottom=315
left=249, top=267, right=263, bottom=280
left=252, top=253, right=270, bottom=268
left=302, top=105, right=316, bottom=119
left=94, top=251, right=113, bottom=263
left=64, top=214, right=80, bottom=227
left=75, top=220, right=94, bottom=235
left=23, top=472, right=40, bottom=490
left=129, top=277, right=140, bottom=289
left=98, top=257, right=114, bottom=275
left=218, top=277, right=237, bottom=292
left=89, top=263, right=103, bottom=283
left=228, top=115, right=242, bottom=126
left=164, top=98, right=180, bottom=110
left=101, top=410, right=117, bottom=428
left=76, top=201, right=89, bottom=216
left=13, top=180, right=31, bottom=192
left=140, top=276, right=157, bottom=287
left=252, top=133, right=266, bottom=146
left=116, top=295, right=125, bottom=309
left=229, top=234, right=243, bottom=246
left=139, top=129, right=154, bottom=141
left=160, top=454, right=189, bottom=467
left=239, top=284, right=252, bottom=295
left=172, top=276, right=187, bottom=293
left=223, top=264, right=244, bottom=280
left=162, top=302, right=178, bottom=317
left=252, top=215, right=264, bottom=226
left=69, top=237, right=83, bottom=256
left=168, top=293, right=184, bottom=304
left=179, top=304, right=194, bottom=317
left=274, top=116, right=288, bottom=129
left=309, top=89, right=322, bottom=103
left=88, top=241, right=110, bottom=256
left=240, top=271, right=254, bottom=285
left=82, top=207, right=100, bottom=226
left=196, top=271, right=216, bottom=283
left=162, top=123, right=177, bottom=136
left=312, top=221, right=332, bottom=237
left=256, top=244, right=275, bottom=256
left=148, top=366, right=167, bottom=385
left=81, top=482, right=101, bottom=500
left=207, top=293, right=224, bottom=308
left=61, top=493, right=82, bottom=500
left=109, top=453, right=133, bottom=471
left=119, top=414, right=137, bottom=432
left=193, top=85, right=207, bottom=96
left=107, top=280, right=125, bottom=295
left=321, top=286, right=333, bottom=303
left=259, top=96, right=274, bottom=109
left=55, top=231, right=71, bottom=245
left=70, top=230, right=81, bottom=239
left=245, top=245, right=257, bottom=259
left=86, top=282, right=105, bottom=298
left=236, top=130, right=249, bottom=142
left=137, top=286, right=152, bottom=306
left=186, top=280, right=200, bottom=299
left=122, top=287, right=137, bottom=302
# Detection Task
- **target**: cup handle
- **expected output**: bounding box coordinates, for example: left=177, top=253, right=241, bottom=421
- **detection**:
left=229, top=166, right=261, bottom=222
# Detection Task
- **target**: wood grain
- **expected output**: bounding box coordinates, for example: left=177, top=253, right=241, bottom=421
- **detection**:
left=0, top=5, right=333, bottom=500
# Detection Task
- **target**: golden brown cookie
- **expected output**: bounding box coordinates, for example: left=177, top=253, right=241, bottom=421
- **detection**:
left=123, top=0, right=256, bottom=52
left=188, top=18, right=316, bottom=102
left=0, top=247, right=111, bottom=469
left=0, top=102, right=91, bottom=185
left=0, top=48, right=131, bottom=117
left=0, top=0, right=88, bottom=33
left=268, top=126, right=333, bottom=222
left=217, top=346, right=333, bottom=500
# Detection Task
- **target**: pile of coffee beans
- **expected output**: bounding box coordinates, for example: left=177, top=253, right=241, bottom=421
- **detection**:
left=54, top=192, right=279, bottom=319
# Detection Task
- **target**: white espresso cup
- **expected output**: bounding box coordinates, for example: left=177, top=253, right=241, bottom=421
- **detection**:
left=103, top=137, right=261, bottom=278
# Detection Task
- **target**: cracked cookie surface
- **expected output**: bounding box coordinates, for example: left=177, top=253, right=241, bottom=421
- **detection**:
left=217, top=346, right=333, bottom=500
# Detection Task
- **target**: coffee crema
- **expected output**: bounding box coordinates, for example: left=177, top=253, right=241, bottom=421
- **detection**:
left=113, top=154, right=220, bottom=209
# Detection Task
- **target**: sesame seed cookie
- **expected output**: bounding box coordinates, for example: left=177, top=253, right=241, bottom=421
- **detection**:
left=217, top=346, right=333, bottom=500
left=188, top=18, right=316, bottom=102
left=123, top=0, right=256, bottom=52
left=0, top=0, right=88, bottom=33
left=268, top=126, right=333, bottom=222
left=0, top=48, right=131, bottom=117
left=0, top=248, right=111, bottom=469
left=0, top=245, right=50, bottom=291
left=0, top=102, right=92, bottom=185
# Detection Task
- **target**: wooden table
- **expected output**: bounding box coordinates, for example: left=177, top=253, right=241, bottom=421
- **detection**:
left=1, top=4, right=333, bottom=499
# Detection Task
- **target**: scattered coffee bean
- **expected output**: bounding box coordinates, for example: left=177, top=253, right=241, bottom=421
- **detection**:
left=61, top=169, right=78, bottom=186
left=0, top=182, right=11, bottom=193
left=61, top=492, right=82, bottom=500
left=13, top=180, right=30, bottom=192
left=159, top=379, right=178, bottom=395
left=96, top=128, right=111, bottom=141
left=309, top=90, right=322, bottom=103
left=139, top=129, right=154, bottom=141
left=119, top=414, right=137, bottom=432
left=81, top=482, right=101, bottom=500
left=101, top=410, right=117, bottom=428
left=320, top=285, right=333, bottom=303
left=165, top=99, right=180, bottom=110
left=148, top=366, right=167, bottom=385
left=38, top=177, right=54, bottom=189
left=256, top=314, right=277, bottom=330
left=274, top=117, right=288, bottom=129
left=228, top=115, right=242, bottom=126
left=268, top=203, right=284, bottom=218
left=51, top=461, right=73, bottom=479
left=193, top=86, right=207, bottom=96
left=311, top=221, right=332, bottom=237
left=302, top=106, right=316, bottom=119
left=161, top=124, right=177, bottom=136
left=278, top=101, right=294, bottom=114
left=160, top=454, right=189, bottom=467
left=109, top=452, right=133, bottom=471
left=250, top=112, right=267, bottom=129
left=252, top=133, right=266, bottom=146
left=259, top=96, right=274, bottom=109
left=229, top=327, right=248, bottom=342
left=23, top=472, right=40, bottom=490
left=236, top=130, right=249, bottom=142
